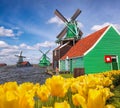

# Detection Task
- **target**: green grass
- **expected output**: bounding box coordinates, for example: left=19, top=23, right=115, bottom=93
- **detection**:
left=60, top=73, right=73, bottom=78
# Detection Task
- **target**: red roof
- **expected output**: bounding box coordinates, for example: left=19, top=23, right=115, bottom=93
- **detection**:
left=61, top=26, right=109, bottom=60
left=21, top=61, right=28, bottom=65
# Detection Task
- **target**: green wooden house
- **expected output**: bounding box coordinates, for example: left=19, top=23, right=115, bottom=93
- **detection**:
left=59, top=25, right=120, bottom=74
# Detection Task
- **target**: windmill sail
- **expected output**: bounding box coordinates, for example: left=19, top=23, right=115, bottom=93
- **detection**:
left=15, top=51, right=26, bottom=63
left=54, top=9, right=83, bottom=42
left=54, top=9, right=68, bottom=23
left=71, top=9, right=81, bottom=20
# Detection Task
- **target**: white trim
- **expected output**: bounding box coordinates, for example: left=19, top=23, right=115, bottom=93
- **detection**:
left=62, top=55, right=83, bottom=60
left=117, top=56, right=119, bottom=69
left=84, top=25, right=111, bottom=56
left=68, top=55, right=83, bottom=59
left=58, top=60, right=60, bottom=71
left=59, top=42, right=70, bottom=49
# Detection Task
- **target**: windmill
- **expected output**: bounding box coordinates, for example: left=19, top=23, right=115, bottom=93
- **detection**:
left=15, top=51, right=32, bottom=67
left=39, top=49, right=50, bottom=67
left=15, top=51, right=26, bottom=63
left=55, top=9, right=83, bottom=45
left=53, top=9, right=83, bottom=69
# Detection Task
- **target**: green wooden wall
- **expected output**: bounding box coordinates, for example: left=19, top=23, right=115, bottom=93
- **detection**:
left=60, top=60, right=66, bottom=71
left=60, top=57, right=84, bottom=73
left=84, top=27, right=120, bottom=74
left=71, top=57, right=84, bottom=72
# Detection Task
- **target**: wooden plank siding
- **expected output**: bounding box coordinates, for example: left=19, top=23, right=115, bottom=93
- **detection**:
left=71, top=57, right=84, bottom=72
left=84, top=27, right=120, bottom=74
left=60, top=60, right=66, bottom=71
left=60, top=57, right=84, bottom=73
left=53, top=44, right=72, bottom=69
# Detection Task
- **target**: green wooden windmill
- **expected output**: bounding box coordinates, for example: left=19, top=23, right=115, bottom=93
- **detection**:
left=55, top=9, right=83, bottom=45
left=39, top=49, right=50, bottom=67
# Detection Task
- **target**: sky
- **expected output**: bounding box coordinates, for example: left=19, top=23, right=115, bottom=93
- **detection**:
left=0, top=0, right=120, bottom=65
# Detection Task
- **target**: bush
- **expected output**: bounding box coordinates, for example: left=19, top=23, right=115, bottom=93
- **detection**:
left=112, top=74, right=120, bottom=87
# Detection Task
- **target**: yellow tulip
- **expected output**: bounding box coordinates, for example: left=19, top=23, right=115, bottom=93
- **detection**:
left=37, top=85, right=50, bottom=102
left=18, top=82, right=34, bottom=92
left=72, top=93, right=87, bottom=108
left=87, top=89, right=106, bottom=108
left=101, top=88, right=114, bottom=101
left=54, top=101, right=70, bottom=108
left=3, top=82, right=18, bottom=92
left=4, top=91, right=19, bottom=108
left=0, top=86, right=5, bottom=108
left=103, top=77, right=112, bottom=87
left=105, top=104, right=115, bottom=108
left=18, top=91, right=35, bottom=108
left=45, top=76, right=68, bottom=97
left=70, top=82, right=79, bottom=93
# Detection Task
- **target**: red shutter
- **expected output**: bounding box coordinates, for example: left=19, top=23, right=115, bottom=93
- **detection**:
left=104, top=55, right=112, bottom=63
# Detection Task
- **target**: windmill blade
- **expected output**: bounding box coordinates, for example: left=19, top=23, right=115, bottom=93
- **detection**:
left=57, top=27, right=67, bottom=38
left=78, top=28, right=83, bottom=37
left=39, top=49, right=44, bottom=54
left=45, top=49, right=50, bottom=55
left=22, top=56, right=26, bottom=58
left=54, top=9, right=68, bottom=23
left=71, top=9, right=81, bottom=21
left=39, top=56, right=43, bottom=60
left=15, top=55, right=19, bottom=57
left=20, top=51, right=22, bottom=56
left=46, top=56, right=50, bottom=60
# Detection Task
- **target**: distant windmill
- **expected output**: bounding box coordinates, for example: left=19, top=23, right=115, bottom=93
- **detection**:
left=55, top=9, right=83, bottom=45
left=39, top=49, right=50, bottom=67
left=15, top=51, right=32, bottom=67
left=15, top=51, right=26, bottom=63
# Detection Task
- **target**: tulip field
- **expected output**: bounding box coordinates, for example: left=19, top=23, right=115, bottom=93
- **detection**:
left=0, top=70, right=120, bottom=108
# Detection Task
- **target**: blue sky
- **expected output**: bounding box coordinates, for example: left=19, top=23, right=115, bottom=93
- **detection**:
left=0, top=0, right=120, bottom=65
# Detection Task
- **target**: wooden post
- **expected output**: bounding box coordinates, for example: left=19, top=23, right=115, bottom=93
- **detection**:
left=55, top=67, right=59, bottom=75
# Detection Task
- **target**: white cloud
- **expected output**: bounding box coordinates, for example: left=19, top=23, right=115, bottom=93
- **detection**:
left=19, top=41, right=56, bottom=50
left=0, top=26, right=15, bottom=37
left=1, top=48, right=18, bottom=55
left=19, top=43, right=34, bottom=50
left=0, top=26, right=23, bottom=37
left=113, top=24, right=120, bottom=31
left=91, top=22, right=120, bottom=31
left=91, top=22, right=110, bottom=31
left=34, top=41, right=56, bottom=49
left=0, top=41, right=9, bottom=48
left=47, top=16, right=64, bottom=25
left=77, top=22, right=84, bottom=28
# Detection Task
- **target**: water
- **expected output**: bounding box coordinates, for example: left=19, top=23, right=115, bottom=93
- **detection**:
left=0, top=65, right=52, bottom=84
